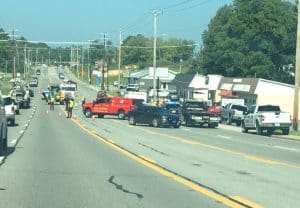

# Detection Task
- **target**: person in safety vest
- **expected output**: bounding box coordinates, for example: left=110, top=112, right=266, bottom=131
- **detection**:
left=48, top=92, right=55, bottom=111
left=67, top=98, right=74, bottom=118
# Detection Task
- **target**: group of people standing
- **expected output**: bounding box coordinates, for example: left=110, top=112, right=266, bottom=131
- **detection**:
left=47, top=91, right=74, bottom=118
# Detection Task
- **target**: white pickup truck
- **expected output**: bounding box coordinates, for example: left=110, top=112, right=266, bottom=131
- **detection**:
left=242, top=105, right=292, bottom=136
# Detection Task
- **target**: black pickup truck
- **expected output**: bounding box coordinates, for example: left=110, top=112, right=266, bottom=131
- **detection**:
left=181, top=100, right=220, bottom=128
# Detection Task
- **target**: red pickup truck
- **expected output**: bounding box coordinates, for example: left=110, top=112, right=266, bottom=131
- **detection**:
left=83, top=97, right=143, bottom=119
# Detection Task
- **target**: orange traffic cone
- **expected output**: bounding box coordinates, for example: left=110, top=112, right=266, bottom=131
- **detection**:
left=73, top=114, right=77, bottom=120
left=92, top=115, right=96, bottom=122
left=58, top=112, right=62, bottom=117
left=46, top=110, right=49, bottom=115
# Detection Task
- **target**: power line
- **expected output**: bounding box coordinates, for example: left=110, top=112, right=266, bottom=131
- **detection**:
left=162, top=0, right=198, bottom=10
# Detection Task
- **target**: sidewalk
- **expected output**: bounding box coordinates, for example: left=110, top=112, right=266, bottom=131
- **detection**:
left=219, top=124, right=300, bottom=141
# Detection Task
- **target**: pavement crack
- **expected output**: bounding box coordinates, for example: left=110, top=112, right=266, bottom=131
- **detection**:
left=103, top=129, right=112, bottom=133
left=108, top=176, right=143, bottom=199
left=138, top=142, right=169, bottom=156
left=0, top=188, right=5, bottom=191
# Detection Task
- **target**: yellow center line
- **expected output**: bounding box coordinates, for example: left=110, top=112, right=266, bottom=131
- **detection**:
left=123, top=123, right=300, bottom=169
left=139, top=155, right=156, bottom=164
left=70, top=117, right=246, bottom=208
left=231, top=196, right=264, bottom=208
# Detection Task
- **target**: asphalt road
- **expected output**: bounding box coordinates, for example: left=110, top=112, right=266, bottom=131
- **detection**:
left=0, top=66, right=300, bottom=208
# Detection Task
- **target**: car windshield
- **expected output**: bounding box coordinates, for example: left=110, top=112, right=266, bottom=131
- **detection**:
left=3, top=97, right=12, bottom=105
left=257, top=105, right=281, bottom=112
left=231, top=105, right=247, bottom=111
left=185, top=102, right=207, bottom=109
left=61, top=87, right=75, bottom=91
left=165, top=103, right=180, bottom=109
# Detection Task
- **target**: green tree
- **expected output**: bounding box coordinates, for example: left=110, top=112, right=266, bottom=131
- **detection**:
left=196, top=0, right=297, bottom=83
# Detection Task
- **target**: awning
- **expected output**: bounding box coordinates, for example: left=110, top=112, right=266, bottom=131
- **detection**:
left=219, top=90, right=236, bottom=97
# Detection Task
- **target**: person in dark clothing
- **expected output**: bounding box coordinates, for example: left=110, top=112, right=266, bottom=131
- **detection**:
left=67, top=98, right=74, bottom=118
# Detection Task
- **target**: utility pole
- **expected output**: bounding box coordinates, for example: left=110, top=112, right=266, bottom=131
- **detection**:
left=118, top=28, right=123, bottom=90
left=76, top=45, right=79, bottom=78
left=293, top=0, right=300, bottom=130
left=88, top=41, right=91, bottom=84
left=24, top=44, right=27, bottom=78
left=11, top=29, right=17, bottom=79
left=48, top=50, right=51, bottom=65
left=35, top=49, right=38, bottom=65
left=152, top=10, right=161, bottom=105
left=81, top=47, right=84, bottom=79
left=100, top=32, right=108, bottom=90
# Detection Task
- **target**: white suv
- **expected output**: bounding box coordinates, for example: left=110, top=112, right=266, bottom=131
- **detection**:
left=0, top=91, right=8, bottom=156
left=3, top=96, right=16, bottom=126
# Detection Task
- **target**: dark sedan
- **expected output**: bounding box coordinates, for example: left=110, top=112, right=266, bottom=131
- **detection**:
left=127, top=105, right=181, bottom=128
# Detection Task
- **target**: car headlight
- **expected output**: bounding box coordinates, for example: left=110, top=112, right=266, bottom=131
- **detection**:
left=162, top=116, right=167, bottom=121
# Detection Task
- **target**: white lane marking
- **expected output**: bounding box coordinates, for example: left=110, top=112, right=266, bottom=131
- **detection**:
left=10, top=139, right=18, bottom=144
left=28, top=119, right=31, bottom=122
left=217, top=135, right=232, bottom=139
left=25, top=124, right=28, bottom=127
left=274, top=146, right=299, bottom=152
left=20, top=130, right=24, bottom=134
left=0, top=156, right=4, bottom=163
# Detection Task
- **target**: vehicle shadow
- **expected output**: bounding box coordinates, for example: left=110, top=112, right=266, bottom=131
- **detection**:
left=8, top=123, right=19, bottom=127
left=0, top=147, right=16, bottom=166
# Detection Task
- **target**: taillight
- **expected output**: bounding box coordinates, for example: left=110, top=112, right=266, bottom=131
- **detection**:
left=259, top=115, right=265, bottom=121
left=130, top=105, right=137, bottom=110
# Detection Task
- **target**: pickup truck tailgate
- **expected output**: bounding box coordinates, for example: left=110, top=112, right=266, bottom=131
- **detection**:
left=260, top=112, right=291, bottom=124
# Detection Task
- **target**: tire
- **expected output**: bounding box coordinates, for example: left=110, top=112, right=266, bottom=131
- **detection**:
left=256, top=121, right=263, bottom=135
left=117, top=110, right=125, bottom=120
left=152, top=118, right=159, bottom=128
left=98, top=114, right=104, bottom=118
left=282, top=128, right=289, bottom=135
left=208, top=123, right=216, bottom=128
left=267, top=129, right=273, bottom=137
left=128, top=116, right=136, bottom=125
left=10, top=119, right=15, bottom=126
left=226, top=117, right=232, bottom=125
left=84, top=109, right=92, bottom=118
left=241, top=121, right=248, bottom=133
left=0, top=127, right=5, bottom=156
left=184, top=117, right=189, bottom=127
left=236, top=121, right=241, bottom=126
left=173, top=124, right=180, bottom=128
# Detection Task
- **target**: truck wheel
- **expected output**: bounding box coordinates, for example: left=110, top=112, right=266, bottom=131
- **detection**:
left=128, top=116, right=136, bottom=125
left=85, top=109, right=92, bottom=118
left=241, top=121, right=248, bottom=133
left=117, top=110, right=125, bottom=120
left=282, top=128, right=289, bottom=135
left=152, top=118, right=159, bottom=128
left=226, top=117, right=232, bottom=125
left=267, top=129, right=273, bottom=137
left=11, top=119, right=15, bottom=126
left=185, top=118, right=189, bottom=127
left=256, top=121, right=263, bottom=135
left=98, top=114, right=104, bottom=118
left=236, top=121, right=241, bottom=126
left=208, top=124, right=216, bottom=128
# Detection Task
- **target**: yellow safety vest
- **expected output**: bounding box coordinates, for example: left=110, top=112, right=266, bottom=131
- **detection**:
left=69, top=100, right=74, bottom=108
